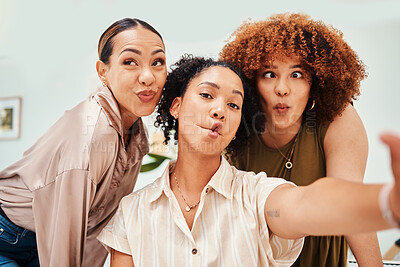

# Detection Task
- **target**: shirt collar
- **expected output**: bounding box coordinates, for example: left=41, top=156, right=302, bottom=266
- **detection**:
left=149, top=156, right=234, bottom=203
left=93, top=87, right=148, bottom=152
left=207, top=156, right=234, bottom=199
left=150, top=160, right=176, bottom=203
left=93, top=86, right=124, bottom=137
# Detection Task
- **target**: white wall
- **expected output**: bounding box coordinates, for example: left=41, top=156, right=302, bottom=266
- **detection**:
left=1, top=0, right=400, bottom=257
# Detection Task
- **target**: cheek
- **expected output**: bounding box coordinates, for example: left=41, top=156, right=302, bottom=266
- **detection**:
left=155, top=70, right=167, bottom=86
left=228, top=113, right=242, bottom=133
left=301, top=87, right=311, bottom=101
left=257, top=83, right=273, bottom=101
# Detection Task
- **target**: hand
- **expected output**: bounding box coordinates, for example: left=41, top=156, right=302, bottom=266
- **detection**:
left=380, top=132, right=400, bottom=221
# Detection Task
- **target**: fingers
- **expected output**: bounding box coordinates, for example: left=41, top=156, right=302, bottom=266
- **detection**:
left=380, top=132, right=400, bottom=183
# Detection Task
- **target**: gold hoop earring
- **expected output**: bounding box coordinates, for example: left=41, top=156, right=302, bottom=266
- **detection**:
left=308, top=99, right=315, bottom=111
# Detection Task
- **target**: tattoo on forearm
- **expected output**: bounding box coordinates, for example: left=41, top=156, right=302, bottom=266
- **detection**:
left=267, top=209, right=280, bottom=218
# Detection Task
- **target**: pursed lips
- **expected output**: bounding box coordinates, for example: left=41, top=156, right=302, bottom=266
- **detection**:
left=136, top=90, right=157, bottom=103
left=274, top=103, right=290, bottom=114
left=197, top=122, right=223, bottom=136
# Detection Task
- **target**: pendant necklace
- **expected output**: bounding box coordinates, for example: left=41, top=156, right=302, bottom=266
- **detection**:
left=273, top=133, right=299, bottom=170
left=173, top=172, right=200, bottom=212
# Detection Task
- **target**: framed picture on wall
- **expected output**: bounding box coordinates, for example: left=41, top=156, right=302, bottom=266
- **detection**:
left=0, top=97, right=22, bottom=140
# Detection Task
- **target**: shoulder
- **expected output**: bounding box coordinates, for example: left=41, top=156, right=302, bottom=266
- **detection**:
left=119, top=177, right=163, bottom=209
left=324, top=104, right=367, bottom=148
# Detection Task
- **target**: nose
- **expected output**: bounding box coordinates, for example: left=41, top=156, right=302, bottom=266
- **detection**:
left=275, top=78, right=290, bottom=96
left=211, top=102, right=225, bottom=121
left=213, top=112, right=225, bottom=120
left=139, top=66, right=155, bottom=86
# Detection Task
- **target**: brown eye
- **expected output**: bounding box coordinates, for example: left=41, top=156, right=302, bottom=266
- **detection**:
left=228, top=103, right=240, bottom=110
left=200, top=93, right=212, bottom=99
left=263, top=72, right=275, bottom=78
left=292, top=71, right=303, bottom=78
left=124, top=60, right=138, bottom=66
left=152, top=58, right=165, bottom=66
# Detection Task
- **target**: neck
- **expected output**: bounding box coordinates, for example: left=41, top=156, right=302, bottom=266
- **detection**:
left=261, top=120, right=302, bottom=148
left=172, top=147, right=221, bottom=195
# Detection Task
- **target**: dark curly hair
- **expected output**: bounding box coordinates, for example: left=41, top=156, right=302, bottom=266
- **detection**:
left=220, top=12, right=367, bottom=124
left=154, top=54, right=262, bottom=159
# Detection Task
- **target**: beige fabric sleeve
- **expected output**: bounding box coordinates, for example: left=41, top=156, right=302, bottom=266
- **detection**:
left=32, top=169, right=96, bottom=266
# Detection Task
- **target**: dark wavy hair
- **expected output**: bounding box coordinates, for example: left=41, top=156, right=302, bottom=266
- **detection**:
left=220, top=13, right=367, bottom=124
left=154, top=54, right=262, bottom=159
left=98, top=18, right=163, bottom=64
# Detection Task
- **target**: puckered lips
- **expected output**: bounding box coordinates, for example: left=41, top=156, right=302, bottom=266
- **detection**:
left=274, top=103, right=289, bottom=114
left=198, top=122, right=222, bottom=139
left=137, top=90, right=156, bottom=103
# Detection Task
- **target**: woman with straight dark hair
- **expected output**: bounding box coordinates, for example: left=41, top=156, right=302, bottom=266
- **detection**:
left=0, top=18, right=167, bottom=266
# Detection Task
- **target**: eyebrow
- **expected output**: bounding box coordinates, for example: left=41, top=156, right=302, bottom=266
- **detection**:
left=198, top=81, right=220, bottom=89
left=263, top=64, right=303, bottom=69
left=119, top=48, right=165, bottom=56
left=152, top=49, right=165, bottom=55
left=198, top=81, right=244, bottom=99
left=120, top=48, right=141, bottom=56
left=233, top=89, right=244, bottom=99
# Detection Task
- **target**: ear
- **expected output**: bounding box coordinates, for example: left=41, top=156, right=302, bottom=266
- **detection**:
left=96, top=60, right=108, bottom=84
left=170, top=97, right=182, bottom=119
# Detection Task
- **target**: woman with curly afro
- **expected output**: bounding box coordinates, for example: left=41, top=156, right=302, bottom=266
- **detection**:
left=220, top=13, right=382, bottom=266
left=97, top=55, right=400, bottom=267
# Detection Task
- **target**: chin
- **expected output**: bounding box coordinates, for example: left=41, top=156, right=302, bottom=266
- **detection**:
left=180, top=139, right=224, bottom=155
left=136, top=107, right=157, bottom=117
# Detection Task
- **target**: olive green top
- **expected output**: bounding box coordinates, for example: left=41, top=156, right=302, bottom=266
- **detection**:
left=228, top=122, right=348, bottom=267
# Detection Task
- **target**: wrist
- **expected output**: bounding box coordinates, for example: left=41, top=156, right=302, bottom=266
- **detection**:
left=379, top=183, right=400, bottom=228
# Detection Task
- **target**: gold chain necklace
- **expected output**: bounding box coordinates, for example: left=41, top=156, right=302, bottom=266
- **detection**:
left=272, top=133, right=299, bottom=170
left=173, top=172, right=200, bottom=212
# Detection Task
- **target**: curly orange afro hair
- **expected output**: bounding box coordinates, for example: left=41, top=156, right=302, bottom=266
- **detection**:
left=220, top=13, right=367, bottom=123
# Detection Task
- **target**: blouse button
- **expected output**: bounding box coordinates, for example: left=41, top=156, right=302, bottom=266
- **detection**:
left=205, top=187, right=209, bottom=193
left=192, top=248, right=197, bottom=255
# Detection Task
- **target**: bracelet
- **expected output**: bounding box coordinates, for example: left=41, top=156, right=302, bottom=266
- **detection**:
left=379, top=183, right=400, bottom=228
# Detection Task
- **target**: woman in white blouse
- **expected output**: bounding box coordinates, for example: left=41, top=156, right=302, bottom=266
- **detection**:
left=98, top=55, right=400, bottom=267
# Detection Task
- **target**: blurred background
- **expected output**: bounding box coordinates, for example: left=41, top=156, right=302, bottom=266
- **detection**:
left=1, top=0, right=400, bottom=262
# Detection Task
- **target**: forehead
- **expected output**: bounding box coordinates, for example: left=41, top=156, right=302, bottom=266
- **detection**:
left=191, top=66, right=244, bottom=92
left=262, top=52, right=304, bottom=65
left=111, top=27, right=165, bottom=52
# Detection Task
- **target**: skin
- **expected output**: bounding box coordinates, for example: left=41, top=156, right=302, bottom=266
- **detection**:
left=257, top=56, right=382, bottom=265
left=264, top=132, right=400, bottom=237
left=96, top=27, right=167, bottom=141
left=170, top=66, right=244, bottom=229
left=97, top=27, right=167, bottom=266
left=256, top=56, right=311, bottom=147
left=110, top=63, right=400, bottom=267
left=111, top=65, right=245, bottom=267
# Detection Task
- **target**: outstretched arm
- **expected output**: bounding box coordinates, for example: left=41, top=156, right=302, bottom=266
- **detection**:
left=324, top=104, right=382, bottom=266
left=265, top=132, right=400, bottom=240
